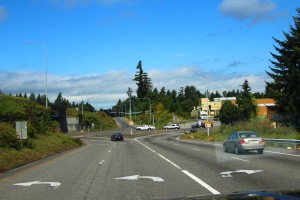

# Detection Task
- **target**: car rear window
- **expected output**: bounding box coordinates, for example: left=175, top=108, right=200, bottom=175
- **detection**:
left=239, top=132, right=260, bottom=138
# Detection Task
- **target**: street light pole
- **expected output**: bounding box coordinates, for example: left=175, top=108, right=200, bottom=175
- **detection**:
left=174, top=64, right=210, bottom=136
left=24, top=42, right=48, bottom=109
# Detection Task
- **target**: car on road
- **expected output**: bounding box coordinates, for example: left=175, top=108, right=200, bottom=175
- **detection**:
left=111, top=133, right=124, bottom=141
left=223, top=131, right=265, bottom=154
left=184, top=128, right=198, bottom=134
left=191, top=122, right=205, bottom=129
left=164, top=123, right=180, bottom=130
left=136, top=125, right=155, bottom=131
left=192, top=121, right=213, bottom=129
left=191, top=123, right=201, bottom=129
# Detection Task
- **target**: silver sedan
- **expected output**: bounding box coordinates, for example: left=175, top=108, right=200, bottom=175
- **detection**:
left=223, top=131, right=265, bottom=154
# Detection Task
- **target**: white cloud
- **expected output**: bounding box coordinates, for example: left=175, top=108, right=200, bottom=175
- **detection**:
left=219, top=0, right=279, bottom=24
left=0, top=68, right=270, bottom=109
left=0, top=5, right=8, bottom=23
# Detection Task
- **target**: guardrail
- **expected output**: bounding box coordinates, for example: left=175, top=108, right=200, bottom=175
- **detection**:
left=264, top=138, right=300, bottom=149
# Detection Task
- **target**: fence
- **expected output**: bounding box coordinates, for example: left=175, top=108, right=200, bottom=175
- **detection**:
left=264, top=138, right=300, bottom=149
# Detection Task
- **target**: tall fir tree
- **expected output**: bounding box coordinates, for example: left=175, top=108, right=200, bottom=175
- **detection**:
left=236, top=80, right=257, bottom=121
left=133, top=61, right=153, bottom=98
left=265, top=8, right=300, bottom=128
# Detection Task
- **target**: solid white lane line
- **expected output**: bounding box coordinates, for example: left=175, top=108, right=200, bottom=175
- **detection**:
left=157, top=154, right=182, bottom=170
left=265, top=150, right=300, bottom=158
left=231, top=157, right=250, bottom=162
left=135, top=138, right=220, bottom=195
left=182, top=170, right=221, bottom=195
left=193, top=148, right=200, bottom=151
left=98, top=160, right=105, bottom=165
left=136, top=139, right=181, bottom=169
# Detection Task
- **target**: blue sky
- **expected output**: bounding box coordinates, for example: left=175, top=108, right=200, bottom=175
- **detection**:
left=0, top=0, right=299, bottom=109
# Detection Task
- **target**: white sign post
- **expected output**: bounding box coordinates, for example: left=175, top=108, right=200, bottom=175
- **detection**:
left=16, top=121, right=27, bottom=148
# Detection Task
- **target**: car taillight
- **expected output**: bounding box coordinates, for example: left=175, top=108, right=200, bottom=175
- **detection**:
left=240, top=139, right=246, bottom=144
left=261, top=138, right=265, bottom=143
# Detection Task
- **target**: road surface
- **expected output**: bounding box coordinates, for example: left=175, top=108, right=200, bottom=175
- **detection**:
left=0, top=131, right=300, bottom=199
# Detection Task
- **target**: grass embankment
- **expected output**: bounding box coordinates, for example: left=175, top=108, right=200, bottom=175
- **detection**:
left=0, top=133, right=82, bottom=174
left=181, top=118, right=300, bottom=148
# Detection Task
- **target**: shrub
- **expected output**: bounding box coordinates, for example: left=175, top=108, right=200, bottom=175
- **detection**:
left=0, top=123, right=20, bottom=149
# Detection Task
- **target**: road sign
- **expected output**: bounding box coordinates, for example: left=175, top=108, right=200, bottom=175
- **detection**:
left=205, top=121, right=211, bottom=128
left=128, top=120, right=134, bottom=125
left=16, top=121, right=27, bottom=139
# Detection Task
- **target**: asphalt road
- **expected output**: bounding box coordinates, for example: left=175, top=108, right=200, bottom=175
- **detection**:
left=1, top=131, right=300, bottom=199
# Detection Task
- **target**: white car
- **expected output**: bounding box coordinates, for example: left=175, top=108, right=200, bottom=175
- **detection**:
left=136, top=125, right=155, bottom=131
left=164, top=124, right=180, bottom=130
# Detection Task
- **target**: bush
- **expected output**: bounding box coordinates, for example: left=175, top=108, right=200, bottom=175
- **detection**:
left=219, top=117, right=299, bottom=138
left=0, top=123, right=20, bottom=149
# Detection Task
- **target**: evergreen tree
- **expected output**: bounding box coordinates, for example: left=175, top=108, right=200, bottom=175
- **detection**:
left=219, top=101, right=239, bottom=125
left=29, top=93, right=36, bottom=101
left=54, top=92, right=70, bottom=107
left=265, top=8, right=300, bottom=128
left=133, top=61, right=153, bottom=98
left=36, top=94, right=43, bottom=105
left=236, top=80, right=257, bottom=121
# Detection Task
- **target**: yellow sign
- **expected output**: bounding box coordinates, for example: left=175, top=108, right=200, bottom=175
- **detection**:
left=205, top=121, right=211, bottom=128
left=128, top=120, right=134, bottom=125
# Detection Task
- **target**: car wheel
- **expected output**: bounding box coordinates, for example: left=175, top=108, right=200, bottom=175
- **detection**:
left=258, top=149, right=264, bottom=154
left=223, top=144, right=228, bottom=152
left=234, top=145, right=240, bottom=155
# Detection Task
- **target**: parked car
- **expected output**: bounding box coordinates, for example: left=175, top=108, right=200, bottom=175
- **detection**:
left=184, top=128, right=198, bottom=134
left=164, top=123, right=180, bottom=130
left=223, top=131, right=265, bottom=154
left=111, top=133, right=124, bottom=141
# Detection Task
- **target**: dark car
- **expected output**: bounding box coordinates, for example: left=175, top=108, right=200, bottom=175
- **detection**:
left=223, top=131, right=265, bottom=154
left=191, top=122, right=207, bottom=128
left=191, top=123, right=201, bottom=129
left=111, top=133, right=124, bottom=141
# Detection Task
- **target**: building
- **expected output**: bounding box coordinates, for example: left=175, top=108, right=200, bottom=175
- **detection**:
left=231, top=98, right=276, bottom=119
left=191, top=97, right=275, bottom=119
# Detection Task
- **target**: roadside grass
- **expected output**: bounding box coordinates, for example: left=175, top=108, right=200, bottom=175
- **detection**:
left=0, top=133, right=83, bottom=174
left=181, top=118, right=300, bottom=146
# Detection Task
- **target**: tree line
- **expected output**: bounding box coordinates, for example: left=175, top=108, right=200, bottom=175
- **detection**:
left=112, top=8, right=300, bottom=129
left=112, top=61, right=265, bottom=119
left=4, top=92, right=96, bottom=113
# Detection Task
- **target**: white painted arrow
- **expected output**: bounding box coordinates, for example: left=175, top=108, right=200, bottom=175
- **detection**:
left=14, top=181, right=61, bottom=188
left=115, top=175, right=164, bottom=182
left=220, top=170, right=263, bottom=177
